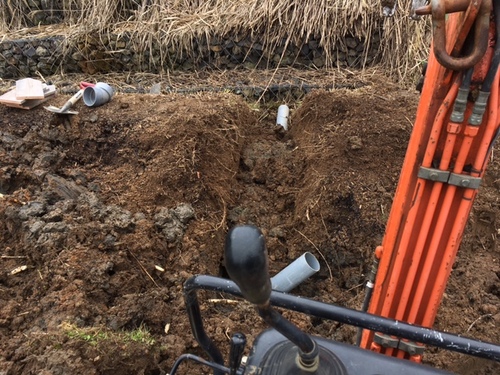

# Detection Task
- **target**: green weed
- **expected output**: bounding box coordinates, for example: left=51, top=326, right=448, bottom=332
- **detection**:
left=61, top=322, right=155, bottom=346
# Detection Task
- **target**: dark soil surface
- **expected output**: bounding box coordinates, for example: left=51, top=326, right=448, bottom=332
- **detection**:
left=0, top=71, right=499, bottom=375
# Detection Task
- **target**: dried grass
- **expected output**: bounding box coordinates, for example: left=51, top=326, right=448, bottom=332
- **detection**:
left=0, top=0, right=430, bottom=84
left=0, top=0, right=29, bottom=31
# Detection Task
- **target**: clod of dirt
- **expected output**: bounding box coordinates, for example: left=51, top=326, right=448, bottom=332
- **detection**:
left=154, top=203, right=195, bottom=243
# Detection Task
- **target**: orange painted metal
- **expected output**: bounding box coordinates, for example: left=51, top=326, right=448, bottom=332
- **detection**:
left=360, top=0, right=498, bottom=361
left=422, top=70, right=499, bottom=327
left=432, top=0, right=491, bottom=70
left=415, top=0, right=471, bottom=15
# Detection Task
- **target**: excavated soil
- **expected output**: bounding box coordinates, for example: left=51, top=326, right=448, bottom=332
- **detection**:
left=0, top=72, right=499, bottom=375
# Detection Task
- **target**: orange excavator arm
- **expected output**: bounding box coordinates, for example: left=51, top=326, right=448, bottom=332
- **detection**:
left=360, top=0, right=499, bottom=361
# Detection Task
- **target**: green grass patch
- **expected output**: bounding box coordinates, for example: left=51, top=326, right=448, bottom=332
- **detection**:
left=61, top=322, right=155, bottom=346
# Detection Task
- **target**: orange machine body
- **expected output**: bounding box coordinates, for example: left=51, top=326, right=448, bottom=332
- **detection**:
left=361, top=1, right=499, bottom=361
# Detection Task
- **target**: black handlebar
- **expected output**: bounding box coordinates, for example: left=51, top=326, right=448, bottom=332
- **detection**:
left=184, top=274, right=500, bottom=365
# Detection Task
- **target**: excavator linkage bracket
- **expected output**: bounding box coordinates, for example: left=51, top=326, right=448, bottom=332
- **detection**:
left=418, top=167, right=482, bottom=189
left=447, top=173, right=482, bottom=188
left=418, top=167, right=450, bottom=183
left=398, top=340, right=426, bottom=356
left=374, top=333, right=426, bottom=356
left=374, top=333, right=399, bottom=349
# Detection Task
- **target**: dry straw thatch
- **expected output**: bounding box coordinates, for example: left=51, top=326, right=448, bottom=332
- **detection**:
left=1, top=0, right=430, bottom=84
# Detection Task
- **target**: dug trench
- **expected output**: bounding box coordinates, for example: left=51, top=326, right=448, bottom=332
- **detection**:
left=0, top=76, right=499, bottom=375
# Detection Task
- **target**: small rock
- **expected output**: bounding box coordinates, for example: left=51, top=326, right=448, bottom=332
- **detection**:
left=33, top=151, right=59, bottom=169
left=104, top=262, right=115, bottom=273
left=162, top=225, right=184, bottom=243
left=43, top=208, right=64, bottom=222
left=88, top=182, right=100, bottom=192
left=493, top=313, right=500, bottom=324
left=32, top=169, right=48, bottom=180
left=78, top=192, right=101, bottom=210
left=35, top=46, right=49, bottom=57
left=154, top=208, right=176, bottom=229
left=133, top=212, right=147, bottom=221
left=154, top=206, right=187, bottom=243
left=23, top=46, right=36, bottom=58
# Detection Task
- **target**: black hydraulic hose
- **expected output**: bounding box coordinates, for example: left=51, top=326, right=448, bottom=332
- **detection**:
left=462, top=67, right=474, bottom=90
left=184, top=285, right=226, bottom=375
left=169, top=353, right=231, bottom=375
left=450, top=68, right=474, bottom=123
left=481, top=0, right=500, bottom=93
left=468, top=4, right=500, bottom=167
left=469, top=3, right=500, bottom=127
left=184, top=275, right=500, bottom=363
left=355, top=257, right=379, bottom=346
left=258, top=303, right=319, bottom=366
left=359, top=283, right=374, bottom=316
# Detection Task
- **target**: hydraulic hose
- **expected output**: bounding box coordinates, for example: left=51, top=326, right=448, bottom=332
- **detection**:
left=423, top=72, right=500, bottom=326
left=481, top=1, right=500, bottom=93
left=258, top=303, right=320, bottom=370
left=390, top=68, right=473, bottom=361
left=169, top=354, right=231, bottom=375
left=468, top=1, right=500, bottom=128
left=184, top=286, right=226, bottom=375
left=450, top=67, right=473, bottom=123
left=355, top=256, right=379, bottom=347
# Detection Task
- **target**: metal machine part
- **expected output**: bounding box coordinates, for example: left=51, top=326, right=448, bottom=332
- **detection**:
left=246, top=330, right=451, bottom=375
left=361, top=0, right=500, bottom=358
left=172, top=225, right=500, bottom=375
left=225, top=225, right=325, bottom=374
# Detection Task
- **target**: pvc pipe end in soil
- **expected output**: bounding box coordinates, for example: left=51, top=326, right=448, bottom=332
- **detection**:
left=276, top=104, right=290, bottom=130
left=271, top=252, right=320, bottom=292
left=83, top=82, right=115, bottom=107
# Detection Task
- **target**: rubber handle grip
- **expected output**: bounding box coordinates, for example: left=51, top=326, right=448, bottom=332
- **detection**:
left=224, top=225, right=272, bottom=305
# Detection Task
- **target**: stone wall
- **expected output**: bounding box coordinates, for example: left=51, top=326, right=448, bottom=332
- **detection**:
left=1, top=1, right=381, bottom=79
left=0, top=32, right=381, bottom=79
left=1, top=37, right=64, bottom=78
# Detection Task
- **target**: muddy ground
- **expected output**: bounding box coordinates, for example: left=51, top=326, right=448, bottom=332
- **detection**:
left=0, top=70, right=499, bottom=375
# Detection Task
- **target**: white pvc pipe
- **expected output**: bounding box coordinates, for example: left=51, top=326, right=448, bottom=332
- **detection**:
left=271, top=252, right=320, bottom=292
left=83, top=82, right=115, bottom=107
left=276, top=104, right=290, bottom=130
